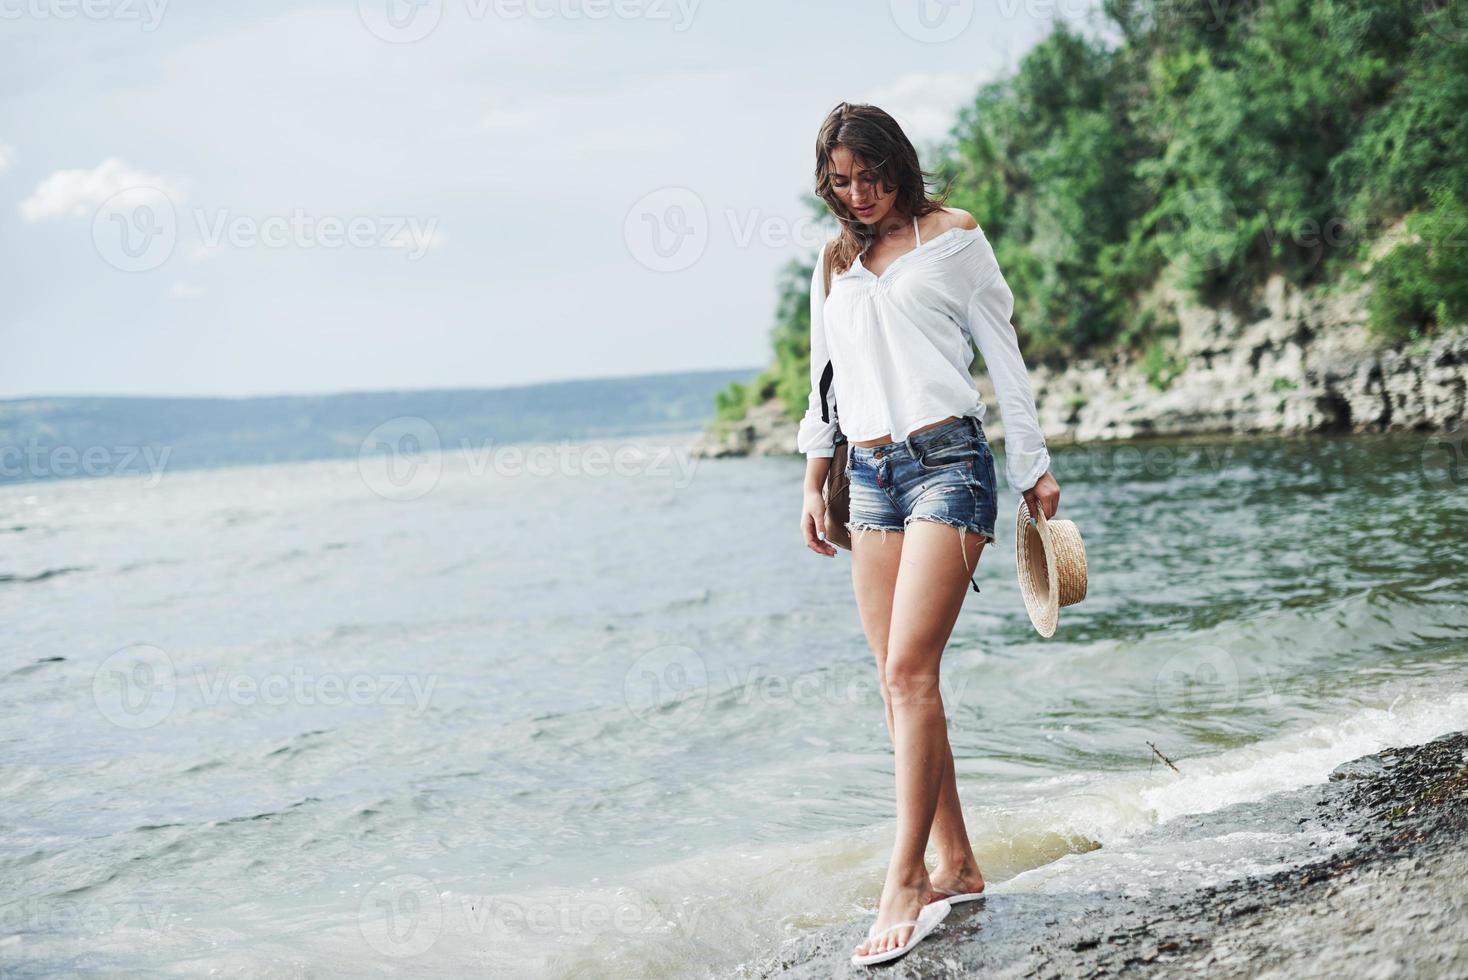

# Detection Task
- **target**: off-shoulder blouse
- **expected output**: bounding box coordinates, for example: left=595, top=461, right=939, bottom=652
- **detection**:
left=795, top=216, right=1051, bottom=493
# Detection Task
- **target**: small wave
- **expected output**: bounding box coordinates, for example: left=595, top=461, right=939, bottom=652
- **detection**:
left=0, top=566, right=86, bottom=585
left=264, top=730, right=333, bottom=760
left=3, top=657, right=66, bottom=680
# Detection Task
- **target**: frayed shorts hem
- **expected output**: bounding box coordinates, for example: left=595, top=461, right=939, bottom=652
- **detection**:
left=845, top=517, right=995, bottom=577
left=903, top=514, right=996, bottom=544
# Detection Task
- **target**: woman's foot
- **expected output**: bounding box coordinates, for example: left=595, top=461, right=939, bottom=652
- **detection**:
left=926, top=860, right=985, bottom=903
left=852, top=873, right=934, bottom=958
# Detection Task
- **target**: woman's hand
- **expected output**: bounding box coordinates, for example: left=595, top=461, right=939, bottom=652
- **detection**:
left=802, top=489, right=837, bottom=557
left=1023, top=470, right=1061, bottom=521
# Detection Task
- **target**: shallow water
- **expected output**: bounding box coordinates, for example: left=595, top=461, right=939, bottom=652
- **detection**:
left=1, top=430, right=1465, bottom=977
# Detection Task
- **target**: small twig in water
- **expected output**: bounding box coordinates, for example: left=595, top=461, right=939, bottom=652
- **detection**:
left=1148, top=741, right=1181, bottom=774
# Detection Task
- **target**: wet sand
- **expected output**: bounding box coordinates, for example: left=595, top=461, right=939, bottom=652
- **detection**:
left=747, top=731, right=1468, bottom=979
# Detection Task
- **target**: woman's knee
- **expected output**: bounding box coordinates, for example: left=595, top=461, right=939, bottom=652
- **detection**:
left=883, top=652, right=942, bottom=707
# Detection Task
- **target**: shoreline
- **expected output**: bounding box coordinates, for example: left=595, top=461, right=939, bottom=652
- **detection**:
left=745, top=731, right=1468, bottom=978
left=692, top=280, right=1467, bottom=459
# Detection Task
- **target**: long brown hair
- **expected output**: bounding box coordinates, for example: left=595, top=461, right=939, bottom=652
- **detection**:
left=814, top=102, right=949, bottom=279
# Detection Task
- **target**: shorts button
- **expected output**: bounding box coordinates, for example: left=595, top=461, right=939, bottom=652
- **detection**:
left=874, top=450, right=883, bottom=460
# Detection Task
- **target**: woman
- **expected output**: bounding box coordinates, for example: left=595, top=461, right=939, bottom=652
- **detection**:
left=797, top=102, right=1061, bottom=965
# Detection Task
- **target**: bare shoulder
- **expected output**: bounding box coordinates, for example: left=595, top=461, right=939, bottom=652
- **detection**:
left=920, top=207, right=980, bottom=241
left=941, top=207, right=980, bottom=233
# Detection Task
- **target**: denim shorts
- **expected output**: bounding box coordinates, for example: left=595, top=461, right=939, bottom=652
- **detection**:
left=844, top=415, right=999, bottom=581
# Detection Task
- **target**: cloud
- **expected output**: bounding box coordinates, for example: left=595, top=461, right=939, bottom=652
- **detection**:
left=0, top=143, right=13, bottom=175
left=19, top=158, right=177, bottom=222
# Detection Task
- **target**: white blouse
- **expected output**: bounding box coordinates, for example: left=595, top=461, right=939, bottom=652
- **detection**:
left=796, top=217, right=1052, bottom=493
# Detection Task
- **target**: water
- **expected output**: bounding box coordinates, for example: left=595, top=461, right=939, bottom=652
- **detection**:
left=2, top=431, right=1465, bottom=977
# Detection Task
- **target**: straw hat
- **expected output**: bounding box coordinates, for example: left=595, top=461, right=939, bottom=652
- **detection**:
left=1015, top=500, right=1088, bottom=637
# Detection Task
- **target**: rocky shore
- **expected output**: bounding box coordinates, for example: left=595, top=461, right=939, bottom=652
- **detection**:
left=693, top=273, right=1467, bottom=458
left=741, top=730, right=1468, bottom=979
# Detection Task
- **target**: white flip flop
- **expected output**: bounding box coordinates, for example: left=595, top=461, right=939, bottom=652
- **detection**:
left=934, top=884, right=985, bottom=905
left=850, top=898, right=952, bottom=967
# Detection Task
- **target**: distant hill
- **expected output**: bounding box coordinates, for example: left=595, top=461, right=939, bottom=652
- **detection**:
left=0, top=368, right=760, bottom=486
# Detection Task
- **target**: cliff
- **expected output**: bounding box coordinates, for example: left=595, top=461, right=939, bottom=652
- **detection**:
left=691, top=269, right=1467, bottom=459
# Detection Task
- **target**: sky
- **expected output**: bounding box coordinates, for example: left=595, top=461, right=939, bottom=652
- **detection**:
left=0, top=0, right=1104, bottom=399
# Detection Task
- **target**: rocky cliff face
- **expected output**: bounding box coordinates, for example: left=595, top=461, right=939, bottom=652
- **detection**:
left=691, top=272, right=1466, bottom=459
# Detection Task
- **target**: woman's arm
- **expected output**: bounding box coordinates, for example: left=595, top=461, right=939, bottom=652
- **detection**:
left=796, top=241, right=839, bottom=459
left=965, top=262, right=1060, bottom=517
left=799, top=241, right=840, bottom=555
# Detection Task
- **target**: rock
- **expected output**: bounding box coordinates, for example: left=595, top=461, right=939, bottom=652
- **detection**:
left=698, top=269, right=1468, bottom=457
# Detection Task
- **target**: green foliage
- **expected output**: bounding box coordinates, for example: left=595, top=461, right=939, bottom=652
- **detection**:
left=1367, top=187, right=1468, bottom=343
left=1142, top=340, right=1187, bottom=391
left=730, top=1, right=1466, bottom=422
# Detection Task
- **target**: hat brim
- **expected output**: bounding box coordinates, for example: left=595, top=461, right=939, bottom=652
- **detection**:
left=1016, top=500, right=1060, bottom=637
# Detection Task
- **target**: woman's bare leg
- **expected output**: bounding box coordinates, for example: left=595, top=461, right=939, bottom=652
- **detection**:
left=852, top=521, right=986, bottom=957
left=851, top=528, right=984, bottom=906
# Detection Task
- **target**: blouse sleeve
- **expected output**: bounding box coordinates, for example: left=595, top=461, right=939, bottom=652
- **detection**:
left=796, top=241, right=840, bottom=458
left=965, top=264, right=1051, bottom=492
